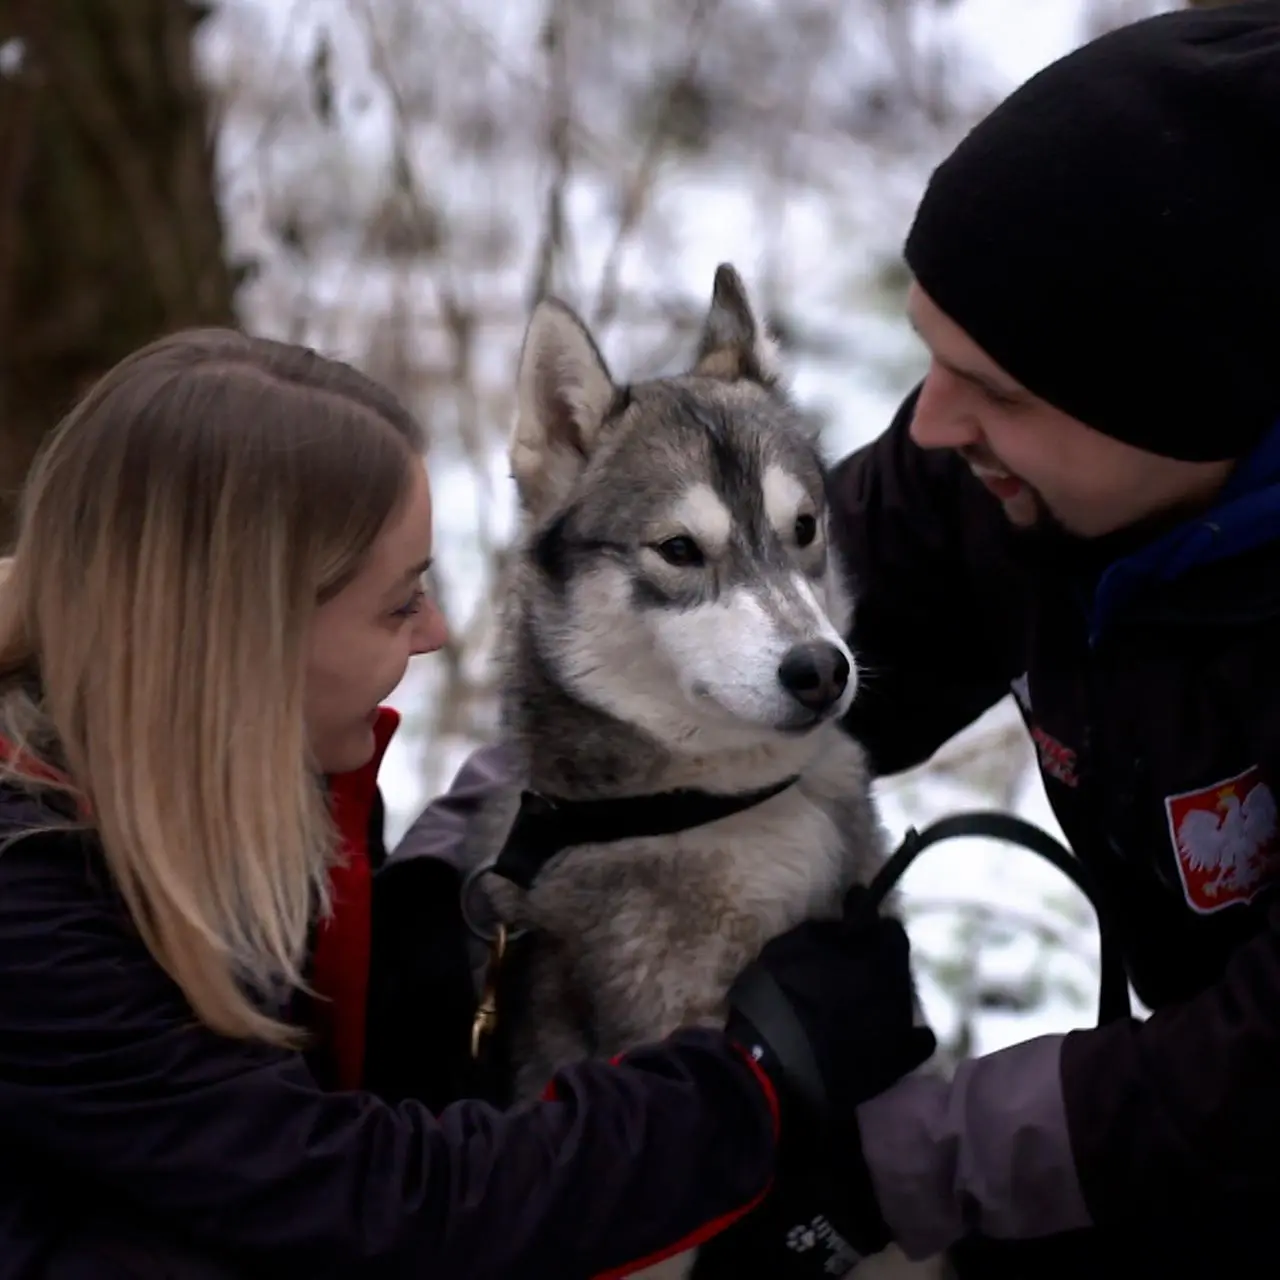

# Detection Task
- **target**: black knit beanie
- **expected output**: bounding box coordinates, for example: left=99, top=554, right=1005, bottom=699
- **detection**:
left=903, top=1, right=1280, bottom=462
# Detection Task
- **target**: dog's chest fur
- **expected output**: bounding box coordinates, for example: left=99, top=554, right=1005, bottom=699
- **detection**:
left=482, top=726, right=885, bottom=1100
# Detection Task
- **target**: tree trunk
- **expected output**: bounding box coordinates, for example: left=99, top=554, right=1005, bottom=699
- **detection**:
left=0, top=0, right=236, bottom=544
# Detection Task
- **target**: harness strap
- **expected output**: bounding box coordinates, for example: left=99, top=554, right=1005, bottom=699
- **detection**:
left=726, top=962, right=830, bottom=1119
left=864, top=811, right=1131, bottom=1026
left=484, top=773, right=802, bottom=894
left=730, top=811, right=1132, bottom=1117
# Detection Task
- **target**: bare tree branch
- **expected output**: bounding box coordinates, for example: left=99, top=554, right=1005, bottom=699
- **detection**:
left=527, top=0, right=575, bottom=308
left=591, top=0, right=720, bottom=332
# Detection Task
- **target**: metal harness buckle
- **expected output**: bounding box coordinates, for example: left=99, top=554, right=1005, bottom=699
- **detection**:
left=470, top=921, right=508, bottom=1060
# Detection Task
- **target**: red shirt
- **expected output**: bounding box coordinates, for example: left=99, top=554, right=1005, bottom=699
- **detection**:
left=309, top=705, right=400, bottom=1090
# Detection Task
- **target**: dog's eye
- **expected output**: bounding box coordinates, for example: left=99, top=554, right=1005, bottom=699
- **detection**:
left=654, top=536, right=704, bottom=567
left=794, top=514, right=818, bottom=547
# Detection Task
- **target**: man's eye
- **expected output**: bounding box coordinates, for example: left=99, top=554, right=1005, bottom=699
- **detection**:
left=983, top=385, right=1022, bottom=408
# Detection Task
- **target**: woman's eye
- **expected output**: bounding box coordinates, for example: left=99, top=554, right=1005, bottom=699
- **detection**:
left=794, top=514, right=818, bottom=547
left=654, top=536, right=705, bottom=567
left=393, top=588, right=426, bottom=618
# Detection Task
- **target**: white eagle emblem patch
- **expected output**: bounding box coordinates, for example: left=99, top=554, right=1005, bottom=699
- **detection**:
left=1165, top=766, right=1280, bottom=914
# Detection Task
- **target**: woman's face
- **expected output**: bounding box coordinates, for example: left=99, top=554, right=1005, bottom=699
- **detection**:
left=304, top=460, right=446, bottom=774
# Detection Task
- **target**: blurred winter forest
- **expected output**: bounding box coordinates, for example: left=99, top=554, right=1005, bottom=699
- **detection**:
left=0, top=0, right=1226, bottom=1058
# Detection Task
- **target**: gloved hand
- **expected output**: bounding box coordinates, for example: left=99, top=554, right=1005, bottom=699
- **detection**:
left=704, top=887, right=935, bottom=1276
left=727, top=887, right=934, bottom=1123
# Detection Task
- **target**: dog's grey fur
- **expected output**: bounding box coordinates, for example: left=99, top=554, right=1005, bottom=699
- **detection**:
left=469, top=265, right=941, bottom=1279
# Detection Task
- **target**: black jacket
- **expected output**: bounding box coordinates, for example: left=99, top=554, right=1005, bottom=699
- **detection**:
left=828, top=386, right=1280, bottom=1270
left=0, top=771, right=778, bottom=1280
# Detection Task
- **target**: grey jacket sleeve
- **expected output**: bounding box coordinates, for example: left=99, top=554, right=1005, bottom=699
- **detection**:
left=862, top=888, right=1280, bottom=1259
left=854, top=1033, right=1091, bottom=1259
left=391, top=743, right=519, bottom=872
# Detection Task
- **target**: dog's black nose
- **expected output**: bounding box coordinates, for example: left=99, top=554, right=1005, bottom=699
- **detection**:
left=777, top=641, right=850, bottom=713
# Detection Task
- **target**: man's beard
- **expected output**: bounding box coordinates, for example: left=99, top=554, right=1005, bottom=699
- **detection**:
left=957, top=448, right=1095, bottom=573
left=1004, top=481, right=1188, bottom=584
left=1004, top=493, right=1090, bottom=580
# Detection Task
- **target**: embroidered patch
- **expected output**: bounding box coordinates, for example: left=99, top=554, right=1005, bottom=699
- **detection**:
left=1030, top=724, right=1078, bottom=788
left=1009, top=673, right=1077, bottom=787
left=1165, top=765, right=1280, bottom=914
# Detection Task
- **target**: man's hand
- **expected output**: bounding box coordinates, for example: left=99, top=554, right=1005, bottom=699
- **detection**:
left=743, top=891, right=930, bottom=1094
left=728, top=886, right=933, bottom=1132
left=702, top=889, right=934, bottom=1274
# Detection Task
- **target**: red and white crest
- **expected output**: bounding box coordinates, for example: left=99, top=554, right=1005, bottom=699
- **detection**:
left=1164, top=766, right=1280, bottom=914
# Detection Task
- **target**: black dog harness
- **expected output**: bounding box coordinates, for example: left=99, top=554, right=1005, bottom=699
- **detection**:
left=472, top=775, right=800, bottom=901
left=460, top=776, right=801, bottom=1059
left=461, top=784, right=1131, bottom=1072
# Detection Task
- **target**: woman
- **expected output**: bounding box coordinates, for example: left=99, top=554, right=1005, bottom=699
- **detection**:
left=0, top=329, right=927, bottom=1279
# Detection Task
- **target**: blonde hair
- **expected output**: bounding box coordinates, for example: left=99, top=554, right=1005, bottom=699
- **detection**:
left=0, top=329, right=424, bottom=1045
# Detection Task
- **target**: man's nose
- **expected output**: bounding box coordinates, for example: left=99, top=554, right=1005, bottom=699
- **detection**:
left=908, top=364, right=983, bottom=452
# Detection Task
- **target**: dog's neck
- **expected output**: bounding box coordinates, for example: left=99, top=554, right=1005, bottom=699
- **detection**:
left=501, top=613, right=829, bottom=801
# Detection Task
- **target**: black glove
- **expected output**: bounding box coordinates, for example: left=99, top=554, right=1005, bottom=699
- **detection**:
left=704, top=888, right=935, bottom=1276
left=728, top=887, right=934, bottom=1120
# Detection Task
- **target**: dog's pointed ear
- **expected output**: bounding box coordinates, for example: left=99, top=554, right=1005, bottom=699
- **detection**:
left=511, top=299, right=619, bottom=517
left=692, top=263, right=781, bottom=387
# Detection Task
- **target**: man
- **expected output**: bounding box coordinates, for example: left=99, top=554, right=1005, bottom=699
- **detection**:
left=818, top=2, right=1280, bottom=1273
left=392, top=3, right=1280, bottom=1274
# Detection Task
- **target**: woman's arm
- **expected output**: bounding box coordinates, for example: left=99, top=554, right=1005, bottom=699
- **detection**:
left=0, top=829, right=777, bottom=1279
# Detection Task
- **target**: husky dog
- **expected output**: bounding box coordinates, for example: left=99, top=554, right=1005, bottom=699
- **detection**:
left=468, top=265, right=939, bottom=1280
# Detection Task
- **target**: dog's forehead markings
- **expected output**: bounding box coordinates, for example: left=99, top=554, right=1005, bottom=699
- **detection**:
left=670, top=483, right=733, bottom=552
left=762, top=464, right=808, bottom=533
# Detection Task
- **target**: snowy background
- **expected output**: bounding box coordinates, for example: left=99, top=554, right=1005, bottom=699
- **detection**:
left=195, top=0, right=1172, bottom=1060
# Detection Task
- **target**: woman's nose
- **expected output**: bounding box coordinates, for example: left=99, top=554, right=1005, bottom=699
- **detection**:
left=412, top=600, right=449, bottom=656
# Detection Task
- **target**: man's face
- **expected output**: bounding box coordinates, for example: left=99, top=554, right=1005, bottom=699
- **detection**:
left=905, top=283, right=1233, bottom=539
